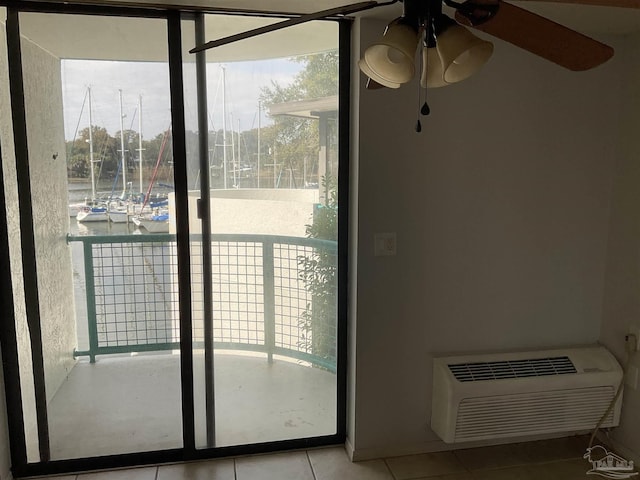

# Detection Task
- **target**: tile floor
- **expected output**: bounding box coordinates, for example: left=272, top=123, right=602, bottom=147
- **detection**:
left=30, top=435, right=620, bottom=479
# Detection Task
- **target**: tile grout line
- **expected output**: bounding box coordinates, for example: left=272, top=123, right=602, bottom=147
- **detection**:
left=382, top=458, right=398, bottom=480
left=154, top=465, right=159, bottom=480
left=305, top=450, right=317, bottom=480
left=451, top=450, right=474, bottom=476
left=233, top=456, right=238, bottom=480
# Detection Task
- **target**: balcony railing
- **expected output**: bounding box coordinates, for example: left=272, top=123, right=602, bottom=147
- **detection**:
left=67, top=233, right=337, bottom=372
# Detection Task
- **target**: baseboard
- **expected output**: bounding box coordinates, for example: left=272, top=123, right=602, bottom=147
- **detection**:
left=348, top=431, right=591, bottom=462
left=344, top=437, right=355, bottom=461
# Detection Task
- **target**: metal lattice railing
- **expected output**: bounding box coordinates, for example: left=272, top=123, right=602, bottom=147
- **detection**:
left=68, top=233, right=337, bottom=371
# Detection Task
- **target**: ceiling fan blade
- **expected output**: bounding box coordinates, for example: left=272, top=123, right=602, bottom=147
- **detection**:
left=455, top=1, right=614, bottom=71
left=190, top=1, right=379, bottom=54
left=515, top=0, right=640, bottom=7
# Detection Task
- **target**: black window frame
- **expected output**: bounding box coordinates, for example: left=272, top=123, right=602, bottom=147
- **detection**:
left=0, top=3, right=351, bottom=477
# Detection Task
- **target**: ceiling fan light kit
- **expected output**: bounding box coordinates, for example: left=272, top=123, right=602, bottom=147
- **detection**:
left=359, top=20, right=420, bottom=87
left=420, top=46, right=449, bottom=88
left=436, top=21, right=494, bottom=83
left=359, top=1, right=496, bottom=92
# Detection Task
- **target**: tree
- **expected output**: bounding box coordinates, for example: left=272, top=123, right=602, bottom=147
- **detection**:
left=66, top=125, right=119, bottom=179
left=66, top=126, right=176, bottom=187
left=259, top=51, right=338, bottom=189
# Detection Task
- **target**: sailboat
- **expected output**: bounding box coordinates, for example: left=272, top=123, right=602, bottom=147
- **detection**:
left=109, top=93, right=143, bottom=224
left=76, top=86, right=110, bottom=223
left=131, top=127, right=171, bottom=233
left=131, top=212, right=170, bottom=233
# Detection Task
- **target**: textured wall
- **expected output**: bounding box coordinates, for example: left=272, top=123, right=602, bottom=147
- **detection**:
left=21, top=32, right=77, bottom=406
left=0, top=19, right=38, bottom=466
left=0, top=20, right=77, bottom=465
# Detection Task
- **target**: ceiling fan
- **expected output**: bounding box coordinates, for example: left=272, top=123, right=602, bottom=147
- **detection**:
left=190, top=0, right=639, bottom=127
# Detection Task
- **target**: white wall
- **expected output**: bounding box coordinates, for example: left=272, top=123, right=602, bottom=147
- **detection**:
left=349, top=18, right=624, bottom=459
left=600, top=30, right=640, bottom=463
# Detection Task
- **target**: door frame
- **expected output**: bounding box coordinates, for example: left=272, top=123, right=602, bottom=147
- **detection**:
left=0, top=4, right=350, bottom=477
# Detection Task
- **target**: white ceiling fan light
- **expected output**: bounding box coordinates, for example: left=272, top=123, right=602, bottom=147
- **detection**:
left=358, top=19, right=420, bottom=88
left=358, top=58, right=402, bottom=88
left=420, top=46, right=449, bottom=88
left=435, top=16, right=494, bottom=84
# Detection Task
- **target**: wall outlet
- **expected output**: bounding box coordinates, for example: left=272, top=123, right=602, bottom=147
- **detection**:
left=374, top=233, right=396, bottom=256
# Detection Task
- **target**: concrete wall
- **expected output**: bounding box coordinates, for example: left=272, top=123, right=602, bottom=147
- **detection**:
left=181, top=189, right=318, bottom=237
left=348, top=17, right=624, bottom=460
left=21, top=33, right=77, bottom=408
left=0, top=18, right=37, bottom=467
left=0, top=15, right=13, bottom=479
left=0, top=19, right=77, bottom=466
left=600, top=31, right=640, bottom=464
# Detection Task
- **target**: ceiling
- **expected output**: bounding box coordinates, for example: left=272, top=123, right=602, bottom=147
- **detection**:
left=10, top=0, right=640, bottom=62
left=42, top=0, right=640, bottom=35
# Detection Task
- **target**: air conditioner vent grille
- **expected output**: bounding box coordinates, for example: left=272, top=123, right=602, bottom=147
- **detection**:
left=454, top=386, right=615, bottom=442
left=448, top=356, right=577, bottom=382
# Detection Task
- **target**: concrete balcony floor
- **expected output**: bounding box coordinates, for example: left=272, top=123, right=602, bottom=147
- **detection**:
left=41, top=351, right=337, bottom=460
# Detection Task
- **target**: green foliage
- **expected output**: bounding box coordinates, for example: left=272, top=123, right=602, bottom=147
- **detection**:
left=293, top=51, right=339, bottom=99
left=259, top=51, right=339, bottom=189
left=256, top=52, right=340, bottom=366
left=298, top=176, right=338, bottom=367
left=68, top=154, right=89, bottom=178
left=65, top=126, right=174, bottom=185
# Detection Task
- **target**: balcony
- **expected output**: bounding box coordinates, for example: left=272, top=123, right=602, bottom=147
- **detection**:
left=41, top=232, right=337, bottom=460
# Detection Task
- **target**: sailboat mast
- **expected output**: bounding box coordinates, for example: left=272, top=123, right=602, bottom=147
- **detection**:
left=138, top=95, right=143, bottom=195
left=222, top=66, right=228, bottom=189
left=237, top=119, right=241, bottom=187
left=119, top=89, right=127, bottom=197
left=257, top=101, right=261, bottom=189
left=231, top=114, right=236, bottom=187
left=88, top=86, right=96, bottom=200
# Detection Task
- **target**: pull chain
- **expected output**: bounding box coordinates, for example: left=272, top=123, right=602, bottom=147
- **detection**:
left=416, top=22, right=430, bottom=133
left=416, top=92, right=422, bottom=133
left=415, top=42, right=422, bottom=132
left=422, top=21, right=431, bottom=117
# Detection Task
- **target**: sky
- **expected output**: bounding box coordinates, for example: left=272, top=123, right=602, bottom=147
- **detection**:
left=61, top=58, right=302, bottom=141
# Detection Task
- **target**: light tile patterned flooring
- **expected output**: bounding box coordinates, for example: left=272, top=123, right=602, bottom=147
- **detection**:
left=32, top=435, right=618, bottom=479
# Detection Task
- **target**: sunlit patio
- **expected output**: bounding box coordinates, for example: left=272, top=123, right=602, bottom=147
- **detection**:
left=30, top=231, right=339, bottom=461
left=41, top=351, right=336, bottom=460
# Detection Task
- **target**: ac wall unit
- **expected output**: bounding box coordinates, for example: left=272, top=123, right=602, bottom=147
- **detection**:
left=431, top=346, right=623, bottom=443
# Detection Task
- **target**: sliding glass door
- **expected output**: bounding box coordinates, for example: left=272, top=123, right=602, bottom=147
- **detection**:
left=0, top=4, right=346, bottom=476
left=183, top=13, right=341, bottom=449
left=10, top=10, right=180, bottom=461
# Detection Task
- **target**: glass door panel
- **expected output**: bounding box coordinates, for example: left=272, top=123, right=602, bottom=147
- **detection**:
left=184, top=14, right=340, bottom=448
left=17, top=11, right=180, bottom=460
